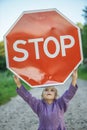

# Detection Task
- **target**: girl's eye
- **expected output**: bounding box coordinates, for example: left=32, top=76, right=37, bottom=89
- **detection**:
left=45, top=89, right=48, bottom=91
left=51, top=89, right=55, bottom=92
left=44, top=88, right=55, bottom=92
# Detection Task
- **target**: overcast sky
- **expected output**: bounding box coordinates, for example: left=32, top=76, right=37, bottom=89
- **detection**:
left=0, top=0, right=87, bottom=41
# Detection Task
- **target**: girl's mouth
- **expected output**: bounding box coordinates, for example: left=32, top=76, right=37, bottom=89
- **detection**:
left=47, top=94, right=51, bottom=95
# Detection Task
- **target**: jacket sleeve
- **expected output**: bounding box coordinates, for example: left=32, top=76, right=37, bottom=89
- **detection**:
left=16, top=85, right=42, bottom=115
left=58, top=83, right=78, bottom=113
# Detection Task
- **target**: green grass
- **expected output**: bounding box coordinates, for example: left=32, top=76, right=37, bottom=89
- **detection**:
left=0, top=70, right=31, bottom=105
left=78, top=64, right=87, bottom=80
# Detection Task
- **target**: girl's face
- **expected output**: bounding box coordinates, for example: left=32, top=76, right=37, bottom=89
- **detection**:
left=42, top=87, right=57, bottom=103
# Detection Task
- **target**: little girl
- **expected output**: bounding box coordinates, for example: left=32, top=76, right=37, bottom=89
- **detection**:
left=14, top=70, right=78, bottom=130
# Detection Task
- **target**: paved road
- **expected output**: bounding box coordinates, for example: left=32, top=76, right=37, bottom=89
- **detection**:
left=0, top=78, right=87, bottom=130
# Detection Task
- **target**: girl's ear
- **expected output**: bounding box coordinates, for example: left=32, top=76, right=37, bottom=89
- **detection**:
left=55, top=89, right=58, bottom=99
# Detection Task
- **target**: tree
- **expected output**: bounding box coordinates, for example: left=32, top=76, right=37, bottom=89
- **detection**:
left=0, top=41, right=6, bottom=71
left=82, top=24, right=87, bottom=60
left=76, top=22, right=83, bottom=30
left=83, top=6, right=87, bottom=24
left=82, top=6, right=87, bottom=64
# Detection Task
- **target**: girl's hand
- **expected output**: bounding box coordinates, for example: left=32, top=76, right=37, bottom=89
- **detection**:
left=13, top=75, right=22, bottom=88
left=71, top=69, right=78, bottom=87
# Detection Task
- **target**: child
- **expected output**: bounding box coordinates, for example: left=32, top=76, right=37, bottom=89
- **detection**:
left=14, top=70, right=78, bottom=130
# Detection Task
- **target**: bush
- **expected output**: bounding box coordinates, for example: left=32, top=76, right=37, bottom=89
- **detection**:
left=78, top=64, right=87, bottom=80
left=0, top=41, right=6, bottom=71
left=0, top=56, right=6, bottom=71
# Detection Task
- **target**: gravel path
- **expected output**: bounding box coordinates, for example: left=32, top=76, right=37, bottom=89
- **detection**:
left=0, top=78, right=87, bottom=130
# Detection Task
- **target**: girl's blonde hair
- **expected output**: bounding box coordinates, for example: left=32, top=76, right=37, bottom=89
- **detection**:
left=41, top=86, right=58, bottom=99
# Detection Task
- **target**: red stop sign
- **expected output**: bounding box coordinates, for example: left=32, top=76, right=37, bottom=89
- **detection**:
left=4, top=9, right=83, bottom=87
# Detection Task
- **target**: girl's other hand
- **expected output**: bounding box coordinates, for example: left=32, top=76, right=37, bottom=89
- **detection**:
left=13, top=75, right=22, bottom=88
left=71, top=69, right=78, bottom=87
left=72, top=69, right=78, bottom=80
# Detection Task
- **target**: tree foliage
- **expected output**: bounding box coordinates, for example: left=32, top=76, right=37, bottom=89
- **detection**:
left=82, top=24, right=87, bottom=59
left=0, top=41, right=6, bottom=71
left=83, top=6, right=87, bottom=24
left=82, top=6, right=87, bottom=63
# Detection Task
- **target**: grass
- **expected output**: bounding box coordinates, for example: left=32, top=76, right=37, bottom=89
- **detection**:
left=78, top=64, right=87, bottom=80
left=0, top=70, right=31, bottom=105
left=0, top=65, right=87, bottom=106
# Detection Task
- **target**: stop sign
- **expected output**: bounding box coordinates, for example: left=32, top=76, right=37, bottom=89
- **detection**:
left=4, top=9, right=83, bottom=87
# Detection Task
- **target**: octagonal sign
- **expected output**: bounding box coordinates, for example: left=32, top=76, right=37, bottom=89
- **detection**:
left=4, top=9, right=83, bottom=87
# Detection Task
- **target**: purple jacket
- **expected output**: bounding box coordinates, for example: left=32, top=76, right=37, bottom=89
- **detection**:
left=17, top=84, right=78, bottom=130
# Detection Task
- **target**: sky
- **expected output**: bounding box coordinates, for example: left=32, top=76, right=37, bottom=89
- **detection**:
left=0, top=0, right=87, bottom=41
